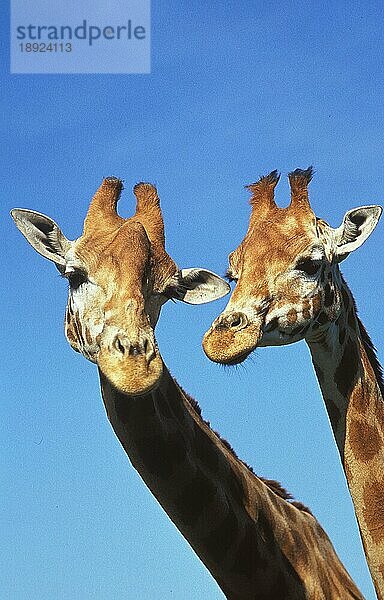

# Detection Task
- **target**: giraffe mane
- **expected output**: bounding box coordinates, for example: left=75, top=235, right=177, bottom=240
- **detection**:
left=178, top=382, right=313, bottom=514
left=340, top=274, right=384, bottom=398
left=357, top=316, right=384, bottom=397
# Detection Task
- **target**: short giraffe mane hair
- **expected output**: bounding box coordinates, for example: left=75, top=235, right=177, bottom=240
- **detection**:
left=180, top=385, right=312, bottom=514
left=339, top=274, right=384, bottom=397
left=358, top=318, right=384, bottom=397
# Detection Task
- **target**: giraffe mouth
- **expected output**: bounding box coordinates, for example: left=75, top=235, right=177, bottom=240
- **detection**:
left=97, top=349, right=164, bottom=396
left=218, top=348, right=254, bottom=366
left=202, top=321, right=261, bottom=365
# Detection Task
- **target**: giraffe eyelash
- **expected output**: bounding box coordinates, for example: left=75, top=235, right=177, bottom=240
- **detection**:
left=224, top=269, right=237, bottom=283
left=63, top=268, right=89, bottom=289
left=295, top=259, right=322, bottom=277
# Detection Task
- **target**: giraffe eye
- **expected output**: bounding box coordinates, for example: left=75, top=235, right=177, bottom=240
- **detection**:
left=296, top=259, right=321, bottom=276
left=65, top=268, right=88, bottom=289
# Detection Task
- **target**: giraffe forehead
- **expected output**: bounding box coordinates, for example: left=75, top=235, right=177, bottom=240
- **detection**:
left=75, top=220, right=151, bottom=276
left=254, top=215, right=316, bottom=246
left=234, top=207, right=318, bottom=263
left=236, top=225, right=318, bottom=276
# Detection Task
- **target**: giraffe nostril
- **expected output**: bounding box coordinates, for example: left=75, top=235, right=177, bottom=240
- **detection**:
left=112, top=334, right=155, bottom=361
left=231, top=315, right=242, bottom=328
left=224, top=312, right=248, bottom=330
left=113, top=335, right=140, bottom=356
left=114, top=336, right=126, bottom=355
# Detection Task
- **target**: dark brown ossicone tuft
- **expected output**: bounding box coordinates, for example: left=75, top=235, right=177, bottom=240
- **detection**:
left=104, top=176, right=124, bottom=190
left=288, top=166, right=314, bottom=212
left=288, top=166, right=314, bottom=184
left=246, top=170, right=280, bottom=209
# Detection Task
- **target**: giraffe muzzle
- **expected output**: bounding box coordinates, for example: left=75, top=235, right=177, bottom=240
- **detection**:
left=202, top=312, right=262, bottom=365
left=97, top=332, right=163, bottom=396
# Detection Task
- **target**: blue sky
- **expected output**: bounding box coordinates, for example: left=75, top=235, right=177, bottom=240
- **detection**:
left=2, top=1, right=384, bottom=598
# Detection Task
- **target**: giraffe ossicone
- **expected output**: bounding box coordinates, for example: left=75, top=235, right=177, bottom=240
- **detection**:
left=203, top=167, right=384, bottom=599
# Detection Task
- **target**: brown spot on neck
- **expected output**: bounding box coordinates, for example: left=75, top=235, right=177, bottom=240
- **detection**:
left=341, top=286, right=350, bottom=310
left=348, top=419, right=381, bottom=462
left=311, top=293, right=321, bottom=316
left=287, top=308, right=298, bottom=325
left=302, top=299, right=311, bottom=320
left=84, top=326, right=93, bottom=347
left=348, top=308, right=357, bottom=328
left=324, top=283, right=334, bottom=307
left=363, top=479, right=384, bottom=545
left=338, top=326, right=346, bottom=346
left=348, top=380, right=370, bottom=415
left=334, top=337, right=360, bottom=398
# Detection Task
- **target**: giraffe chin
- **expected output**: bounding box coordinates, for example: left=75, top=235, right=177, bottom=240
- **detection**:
left=202, top=324, right=260, bottom=365
left=97, top=353, right=164, bottom=396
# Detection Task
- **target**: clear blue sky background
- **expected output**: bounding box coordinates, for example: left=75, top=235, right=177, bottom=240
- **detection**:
left=2, top=2, right=384, bottom=599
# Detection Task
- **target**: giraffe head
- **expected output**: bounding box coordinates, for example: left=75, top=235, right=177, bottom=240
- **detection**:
left=12, top=177, right=229, bottom=394
left=203, top=168, right=382, bottom=364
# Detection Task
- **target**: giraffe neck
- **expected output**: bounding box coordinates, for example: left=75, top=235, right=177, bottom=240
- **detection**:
left=99, top=364, right=362, bottom=599
left=307, top=285, right=384, bottom=599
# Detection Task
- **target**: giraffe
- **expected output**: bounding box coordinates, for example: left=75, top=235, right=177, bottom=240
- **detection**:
left=11, top=177, right=364, bottom=599
left=203, top=167, right=384, bottom=599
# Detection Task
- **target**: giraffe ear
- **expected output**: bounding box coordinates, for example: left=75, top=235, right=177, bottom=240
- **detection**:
left=11, top=209, right=72, bottom=269
left=168, top=269, right=231, bottom=305
left=333, top=205, right=382, bottom=262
